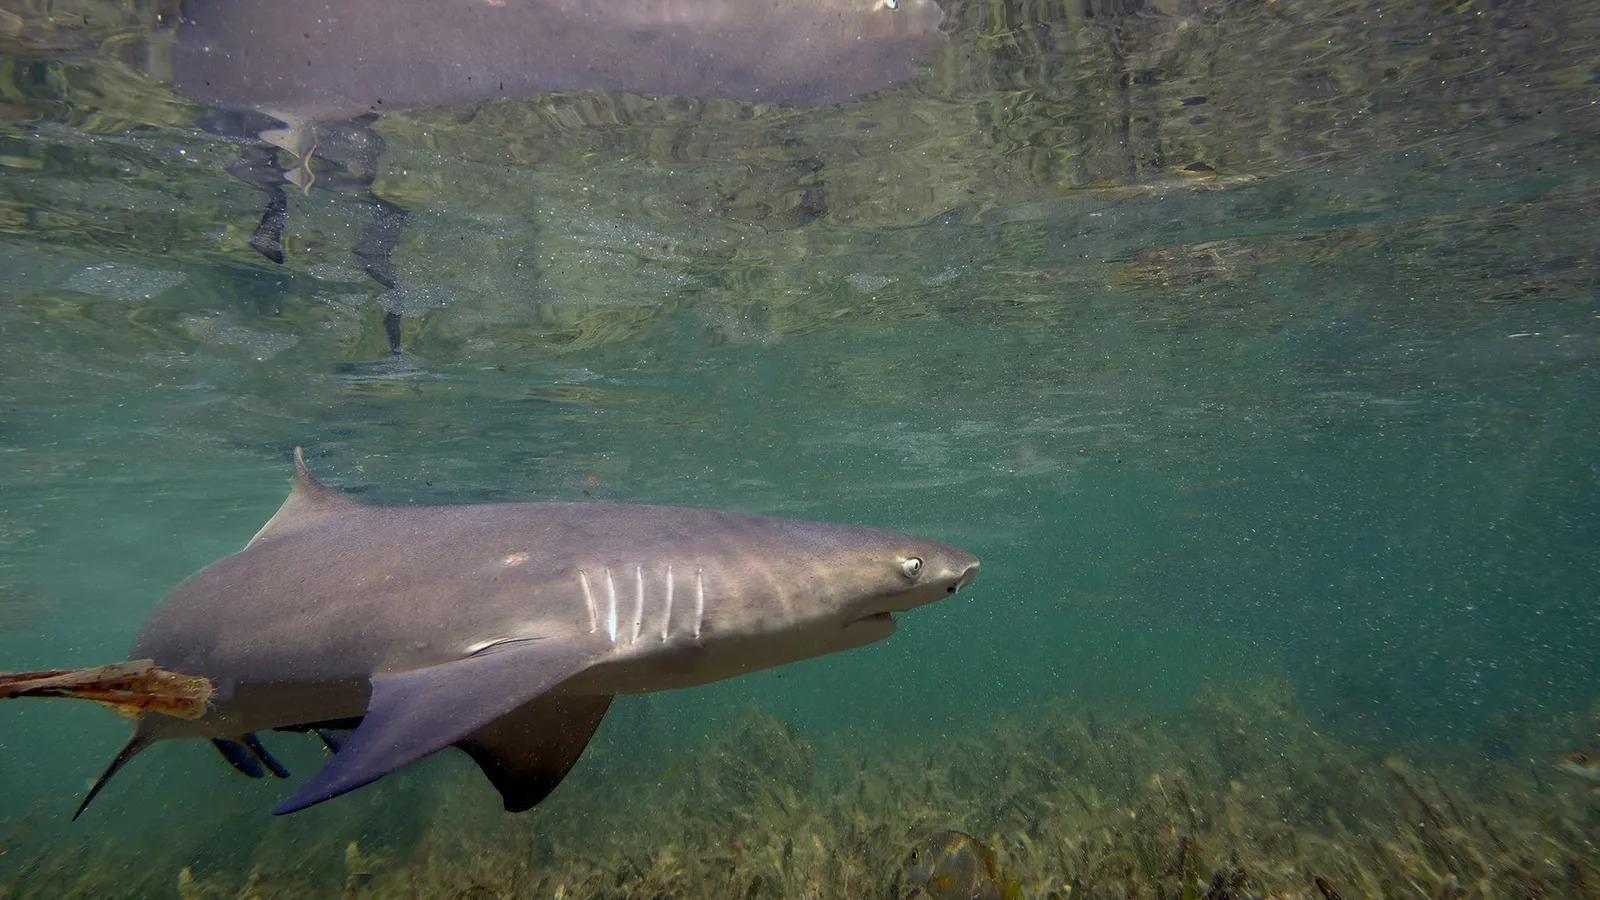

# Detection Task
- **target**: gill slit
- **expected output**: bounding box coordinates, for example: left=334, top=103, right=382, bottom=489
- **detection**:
left=578, top=570, right=597, bottom=634
left=694, top=567, right=706, bottom=639
left=631, top=565, right=645, bottom=644
left=661, top=564, right=675, bottom=641
left=771, top=559, right=794, bottom=619
left=605, top=568, right=618, bottom=644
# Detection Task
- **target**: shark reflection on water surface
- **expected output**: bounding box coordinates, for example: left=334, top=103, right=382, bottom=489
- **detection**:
left=156, top=0, right=949, bottom=351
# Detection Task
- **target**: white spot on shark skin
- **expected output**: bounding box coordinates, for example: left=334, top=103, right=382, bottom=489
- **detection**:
left=661, top=564, right=675, bottom=642
left=578, top=570, right=598, bottom=634
left=605, top=568, right=619, bottom=644
left=501, top=551, right=530, bottom=566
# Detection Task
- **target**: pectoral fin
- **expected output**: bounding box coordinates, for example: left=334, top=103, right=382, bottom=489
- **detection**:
left=272, top=639, right=602, bottom=815
left=456, top=694, right=613, bottom=812
left=211, top=738, right=266, bottom=778
left=211, top=733, right=291, bottom=779
left=243, top=733, right=290, bottom=778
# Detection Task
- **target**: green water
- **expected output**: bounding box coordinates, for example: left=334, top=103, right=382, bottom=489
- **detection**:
left=2, top=0, right=1599, bottom=896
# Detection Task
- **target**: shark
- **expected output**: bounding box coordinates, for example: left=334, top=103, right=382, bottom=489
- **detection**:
left=70, top=449, right=979, bottom=818
left=158, top=0, right=950, bottom=353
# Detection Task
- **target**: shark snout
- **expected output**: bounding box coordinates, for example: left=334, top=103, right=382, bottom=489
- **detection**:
left=905, top=548, right=980, bottom=606
left=948, top=559, right=980, bottom=594
left=924, top=538, right=978, bottom=587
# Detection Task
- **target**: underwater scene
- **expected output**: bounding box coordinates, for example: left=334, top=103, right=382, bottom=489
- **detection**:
left=1, top=0, right=1598, bottom=896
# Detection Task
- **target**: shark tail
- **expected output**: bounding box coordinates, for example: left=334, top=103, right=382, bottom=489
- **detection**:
left=0, top=660, right=214, bottom=720
left=0, top=661, right=209, bottom=820
left=73, top=729, right=154, bottom=821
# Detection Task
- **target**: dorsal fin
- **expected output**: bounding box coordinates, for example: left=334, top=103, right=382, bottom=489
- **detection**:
left=245, top=447, right=358, bottom=549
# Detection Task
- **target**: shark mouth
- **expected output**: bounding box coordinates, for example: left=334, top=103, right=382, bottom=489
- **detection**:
left=845, top=611, right=897, bottom=633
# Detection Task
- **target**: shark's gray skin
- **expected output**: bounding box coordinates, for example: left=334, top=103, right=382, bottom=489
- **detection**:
left=77, top=449, right=979, bottom=818
left=164, top=0, right=949, bottom=353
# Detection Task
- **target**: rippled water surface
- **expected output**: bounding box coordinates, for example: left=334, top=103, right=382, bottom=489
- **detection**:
left=2, top=1, right=1598, bottom=896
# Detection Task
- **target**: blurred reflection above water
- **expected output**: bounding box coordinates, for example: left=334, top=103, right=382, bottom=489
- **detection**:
left=173, top=0, right=948, bottom=116
left=164, top=0, right=948, bottom=352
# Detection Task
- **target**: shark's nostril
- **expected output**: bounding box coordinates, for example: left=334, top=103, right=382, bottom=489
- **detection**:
left=951, top=563, right=979, bottom=592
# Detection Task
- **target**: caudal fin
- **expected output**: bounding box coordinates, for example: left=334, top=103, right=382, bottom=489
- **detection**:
left=0, top=661, right=208, bottom=820
left=73, top=731, right=153, bottom=821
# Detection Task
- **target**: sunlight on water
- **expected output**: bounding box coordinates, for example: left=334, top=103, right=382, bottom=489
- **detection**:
left=2, top=0, right=1598, bottom=896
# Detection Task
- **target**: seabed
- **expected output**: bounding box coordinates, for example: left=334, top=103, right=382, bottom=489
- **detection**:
left=3, top=679, right=1596, bottom=899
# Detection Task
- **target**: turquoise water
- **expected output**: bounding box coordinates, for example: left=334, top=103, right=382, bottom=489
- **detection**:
left=2, top=0, right=1599, bottom=896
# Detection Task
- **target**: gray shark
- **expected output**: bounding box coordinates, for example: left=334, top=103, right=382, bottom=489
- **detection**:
left=75, top=449, right=978, bottom=818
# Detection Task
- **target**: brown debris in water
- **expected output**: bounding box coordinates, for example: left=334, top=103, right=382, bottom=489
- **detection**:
left=0, top=658, right=213, bottom=720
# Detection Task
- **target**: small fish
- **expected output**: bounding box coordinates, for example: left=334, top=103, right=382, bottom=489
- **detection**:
left=1554, top=748, right=1600, bottom=794
left=898, top=830, right=1021, bottom=900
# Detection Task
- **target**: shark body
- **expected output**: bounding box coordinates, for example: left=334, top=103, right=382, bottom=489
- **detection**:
left=77, top=450, right=979, bottom=818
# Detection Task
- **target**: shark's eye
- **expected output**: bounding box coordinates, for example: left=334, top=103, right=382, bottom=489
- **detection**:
left=901, top=557, right=923, bottom=578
